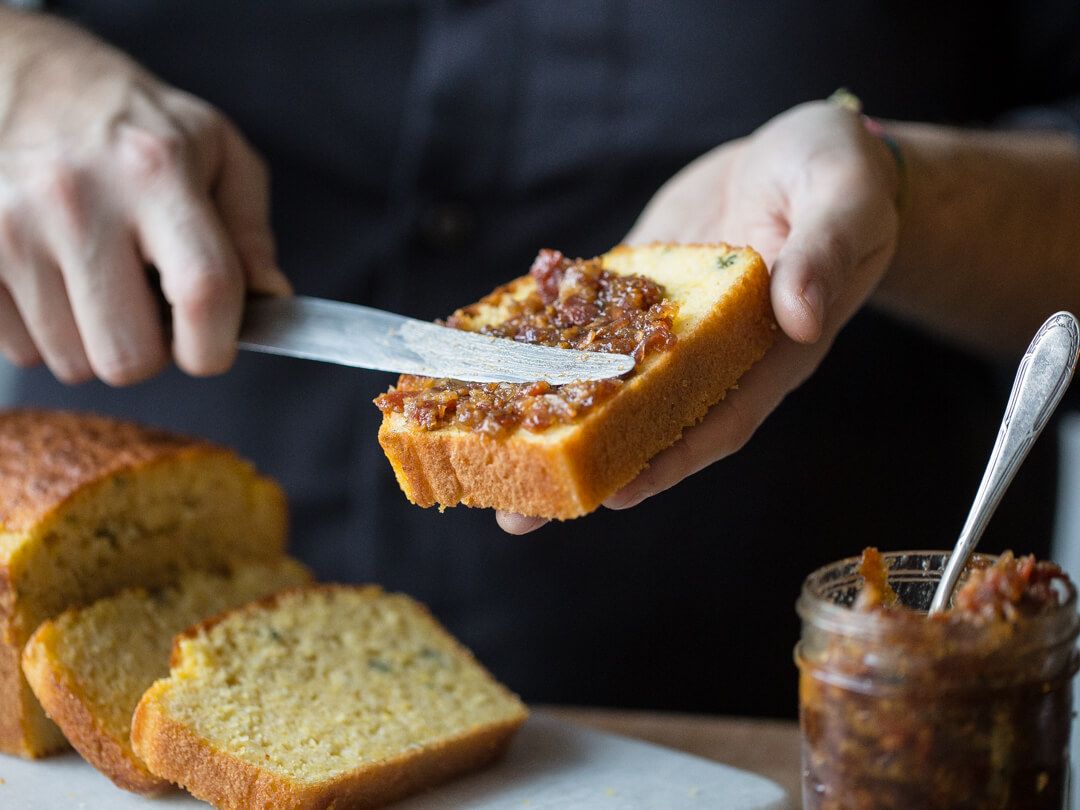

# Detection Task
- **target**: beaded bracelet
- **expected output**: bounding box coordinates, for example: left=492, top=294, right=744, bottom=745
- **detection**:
left=828, top=88, right=908, bottom=218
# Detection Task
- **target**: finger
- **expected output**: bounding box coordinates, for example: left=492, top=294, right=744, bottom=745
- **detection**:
left=56, top=236, right=167, bottom=386
left=769, top=185, right=891, bottom=345
left=34, top=164, right=168, bottom=386
left=496, top=511, right=550, bottom=535
left=604, top=336, right=826, bottom=510
left=0, top=283, right=41, bottom=368
left=214, top=124, right=290, bottom=297
left=5, top=261, right=93, bottom=384
left=135, top=183, right=245, bottom=376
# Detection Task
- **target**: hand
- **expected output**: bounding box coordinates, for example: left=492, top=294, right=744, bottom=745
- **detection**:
left=0, top=12, right=289, bottom=384
left=498, top=100, right=901, bottom=534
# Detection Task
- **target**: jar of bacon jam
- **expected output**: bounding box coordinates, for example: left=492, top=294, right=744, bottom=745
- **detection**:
left=795, top=549, right=1080, bottom=810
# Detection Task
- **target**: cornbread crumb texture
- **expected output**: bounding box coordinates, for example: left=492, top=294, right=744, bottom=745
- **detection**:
left=22, top=559, right=311, bottom=793
left=133, top=586, right=527, bottom=808
left=153, top=587, right=525, bottom=780
left=0, top=642, right=67, bottom=758
left=0, top=412, right=288, bottom=646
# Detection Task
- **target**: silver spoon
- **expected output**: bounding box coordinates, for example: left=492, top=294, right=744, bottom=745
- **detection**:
left=929, top=311, right=1080, bottom=614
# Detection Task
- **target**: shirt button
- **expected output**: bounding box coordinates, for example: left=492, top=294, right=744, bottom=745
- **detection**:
left=417, top=202, right=476, bottom=254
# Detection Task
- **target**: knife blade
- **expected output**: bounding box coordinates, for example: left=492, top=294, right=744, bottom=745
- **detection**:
left=237, top=296, right=636, bottom=384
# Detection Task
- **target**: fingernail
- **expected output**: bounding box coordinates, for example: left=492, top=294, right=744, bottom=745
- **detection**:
left=604, top=487, right=643, bottom=510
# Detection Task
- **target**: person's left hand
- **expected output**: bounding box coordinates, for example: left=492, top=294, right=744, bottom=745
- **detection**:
left=498, top=100, right=901, bottom=534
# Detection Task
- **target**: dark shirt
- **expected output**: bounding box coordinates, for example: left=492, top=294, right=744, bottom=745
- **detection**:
left=17, top=0, right=1080, bottom=716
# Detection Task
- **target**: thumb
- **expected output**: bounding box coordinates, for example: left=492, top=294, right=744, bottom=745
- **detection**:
left=769, top=192, right=885, bottom=345
left=495, top=511, right=549, bottom=535
left=214, top=125, right=292, bottom=297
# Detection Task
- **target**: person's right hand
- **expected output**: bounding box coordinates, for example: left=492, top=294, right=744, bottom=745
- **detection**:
left=0, top=12, right=290, bottom=385
left=497, top=99, right=901, bottom=535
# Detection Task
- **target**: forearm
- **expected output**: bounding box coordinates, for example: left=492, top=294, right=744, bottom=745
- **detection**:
left=875, top=123, right=1080, bottom=357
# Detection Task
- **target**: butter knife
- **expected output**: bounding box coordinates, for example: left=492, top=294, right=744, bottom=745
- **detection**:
left=237, top=296, right=635, bottom=384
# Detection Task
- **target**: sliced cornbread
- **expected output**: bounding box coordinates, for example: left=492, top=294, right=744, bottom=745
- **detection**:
left=132, top=585, right=529, bottom=810
left=22, top=558, right=311, bottom=794
left=0, top=409, right=288, bottom=757
left=376, top=242, right=775, bottom=519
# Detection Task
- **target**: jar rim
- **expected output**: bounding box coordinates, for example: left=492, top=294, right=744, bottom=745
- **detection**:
left=796, top=549, right=1079, bottom=642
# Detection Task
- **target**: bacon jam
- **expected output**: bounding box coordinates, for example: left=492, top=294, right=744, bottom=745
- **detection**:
left=797, top=549, right=1079, bottom=810
left=374, top=249, right=678, bottom=436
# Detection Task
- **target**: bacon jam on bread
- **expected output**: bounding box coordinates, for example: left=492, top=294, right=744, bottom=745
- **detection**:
left=376, top=243, right=775, bottom=519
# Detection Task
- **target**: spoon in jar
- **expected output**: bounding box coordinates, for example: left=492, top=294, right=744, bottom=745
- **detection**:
left=929, top=311, right=1080, bottom=614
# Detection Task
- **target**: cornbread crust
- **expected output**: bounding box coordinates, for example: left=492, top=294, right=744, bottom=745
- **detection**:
left=20, top=642, right=157, bottom=790
left=377, top=243, right=775, bottom=519
left=132, top=700, right=524, bottom=810
left=0, top=410, right=198, bottom=535
left=131, top=585, right=529, bottom=810
left=0, top=410, right=288, bottom=758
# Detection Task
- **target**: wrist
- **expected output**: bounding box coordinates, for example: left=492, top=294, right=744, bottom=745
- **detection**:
left=861, top=117, right=907, bottom=221
left=826, top=90, right=905, bottom=219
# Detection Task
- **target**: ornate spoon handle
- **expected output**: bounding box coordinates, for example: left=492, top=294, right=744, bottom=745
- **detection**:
left=929, top=312, right=1080, bottom=614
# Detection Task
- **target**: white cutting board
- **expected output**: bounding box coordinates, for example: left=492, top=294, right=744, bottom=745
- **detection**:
left=0, top=712, right=791, bottom=809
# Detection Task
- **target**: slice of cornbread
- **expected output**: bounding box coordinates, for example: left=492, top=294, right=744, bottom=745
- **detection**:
left=22, top=558, right=312, bottom=794
left=0, top=409, right=289, bottom=757
left=132, top=586, right=529, bottom=810
left=376, top=242, right=775, bottom=519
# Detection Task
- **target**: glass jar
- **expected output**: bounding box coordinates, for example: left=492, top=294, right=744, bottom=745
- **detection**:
left=795, top=551, right=1080, bottom=810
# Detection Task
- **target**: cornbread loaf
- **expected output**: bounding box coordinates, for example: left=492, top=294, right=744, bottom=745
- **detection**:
left=132, top=585, right=529, bottom=810
left=375, top=242, right=775, bottom=519
left=0, top=409, right=288, bottom=757
left=22, top=559, right=311, bottom=794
